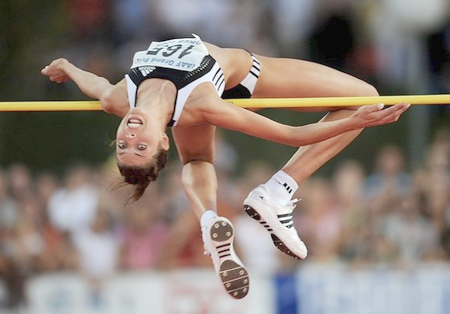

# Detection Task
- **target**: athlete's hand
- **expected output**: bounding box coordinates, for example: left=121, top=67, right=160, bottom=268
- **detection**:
left=350, top=103, right=410, bottom=128
left=41, top=58, right=72, bottom=83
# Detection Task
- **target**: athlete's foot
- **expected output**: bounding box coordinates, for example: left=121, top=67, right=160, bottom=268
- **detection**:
left=202, top=217, right=250, bottom=299
left=243, top=184, right=308, bottom=260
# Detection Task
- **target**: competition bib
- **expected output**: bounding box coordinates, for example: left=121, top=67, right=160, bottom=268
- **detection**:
left=130, top=35, right=209, bottom=72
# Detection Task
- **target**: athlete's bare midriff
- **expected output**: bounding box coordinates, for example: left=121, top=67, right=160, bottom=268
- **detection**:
left=204, top=42, right=253, bottom=90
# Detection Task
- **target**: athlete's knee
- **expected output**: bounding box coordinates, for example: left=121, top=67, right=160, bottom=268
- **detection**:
left=332, top=84, right=379, bottom=112
left=362, top=83, right=379, bottom=97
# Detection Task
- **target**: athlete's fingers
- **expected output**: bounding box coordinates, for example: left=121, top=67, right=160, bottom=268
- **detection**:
left=390, top=103, right=410, bottom=116
left=353, top=102, right=410, bottom=128
left=41, top=66, right=50, bottom=76
left=377, top=103, right=410, bottom=124
left=54, top=76, right=69, bottom=83
left=382, top=103, right=410, bottom=117
left=373, top=103, right=408, bottom=118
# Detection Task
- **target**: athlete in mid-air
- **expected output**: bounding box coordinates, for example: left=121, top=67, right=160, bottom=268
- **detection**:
left=42, top=34, right=409, bottom=298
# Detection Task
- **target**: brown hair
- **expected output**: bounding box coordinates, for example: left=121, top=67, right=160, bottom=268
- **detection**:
left=118, top=148, right=168, bottom=202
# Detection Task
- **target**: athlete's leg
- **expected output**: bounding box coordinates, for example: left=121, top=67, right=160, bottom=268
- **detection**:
left=253, top=55, right=378, bottom=189
left=173, top=125, right=249, bottom=299
left=252, top=56, right=378, bottom=100
left=244, top=57, right=378, bottom=259
left=283, top=109, right=364, bottom=185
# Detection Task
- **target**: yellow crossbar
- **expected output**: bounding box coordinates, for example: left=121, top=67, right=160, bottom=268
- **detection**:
left=0, top=94, right=449, bottom=112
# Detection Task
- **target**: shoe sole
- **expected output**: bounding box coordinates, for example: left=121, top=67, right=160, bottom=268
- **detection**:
left=244, top=205, right=302, bottom=260
left=209, top=219, right=250, bottom=299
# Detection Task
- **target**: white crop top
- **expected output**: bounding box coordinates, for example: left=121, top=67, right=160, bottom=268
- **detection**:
left=125, top=35, right=225, bottom=126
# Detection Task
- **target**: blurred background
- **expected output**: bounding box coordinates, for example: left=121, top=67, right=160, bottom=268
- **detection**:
left=0, top=0, right=449, bottom=313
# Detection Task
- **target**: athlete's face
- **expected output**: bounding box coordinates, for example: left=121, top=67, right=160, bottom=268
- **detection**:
left=116, top=108, right=169, bottom=166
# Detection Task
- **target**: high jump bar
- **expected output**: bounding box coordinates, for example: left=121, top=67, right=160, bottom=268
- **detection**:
left=0, top=94, right=449, bottom=111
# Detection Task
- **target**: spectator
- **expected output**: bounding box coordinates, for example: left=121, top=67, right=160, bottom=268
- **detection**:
left=383, top=191, right=443, bottom=266
left=296, top=177, right=343, bottom=262
left=364, top=144, right=412, bottom=206
left=117, top=202, right=168, bottom=271
left=426, top=5, right=450, bottom=98
left=65, top=0, right=113, bottom=42
left=47, top=164, right=99, bottom=237
left=7, top=163, right=34, bottom=201
left=332, top=160, right=368, bottom=261
left=423, top=171, right=450, bottom=233
left=307, top=0, right=357, bottom=71
left=72, top=209, right=118, bottom=285
left=35, top=172, right=59, bottom=208
left=0, top=169, right=18, bottom=233
left=5, top=189, right=45, bottom=310
left=161, top=210, right=211, bottom=269
left=36, top=172, right=78, bottom=273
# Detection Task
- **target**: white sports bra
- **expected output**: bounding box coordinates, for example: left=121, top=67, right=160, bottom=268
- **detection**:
left=125, top=35, right=225, bottom=126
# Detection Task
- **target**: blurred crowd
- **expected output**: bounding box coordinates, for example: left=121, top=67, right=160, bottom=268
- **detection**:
left=1, top=0, right=450, bottom=311
left=0, top=127, right=449, bottom=310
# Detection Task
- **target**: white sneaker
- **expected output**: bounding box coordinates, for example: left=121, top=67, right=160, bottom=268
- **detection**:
left=202, top=217, right=250, bottom=299
left=243, top=184, right=308, bottom=260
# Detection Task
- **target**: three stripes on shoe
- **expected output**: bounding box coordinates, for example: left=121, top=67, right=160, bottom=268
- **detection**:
left=243, top=205, right=300, bottom=260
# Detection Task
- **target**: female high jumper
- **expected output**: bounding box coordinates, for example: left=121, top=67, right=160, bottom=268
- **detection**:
left=42, top=34, right=410, bottom=299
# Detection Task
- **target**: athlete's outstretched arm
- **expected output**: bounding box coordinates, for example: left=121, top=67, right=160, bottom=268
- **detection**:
left=41, top=58, right=113, bottom=99
left=41, top=58, right=129, bottom=117
left=201, top=95, right=410, bottom=147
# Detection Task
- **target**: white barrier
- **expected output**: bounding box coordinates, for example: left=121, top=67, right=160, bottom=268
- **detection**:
left=15, top=265, right=450, bottom=314
left=25, top=269, right=274, bottom=314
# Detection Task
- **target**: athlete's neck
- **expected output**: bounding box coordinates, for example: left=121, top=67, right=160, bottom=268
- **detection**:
left=136, top=79, right=176, bottom=129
